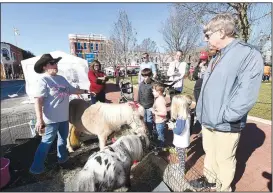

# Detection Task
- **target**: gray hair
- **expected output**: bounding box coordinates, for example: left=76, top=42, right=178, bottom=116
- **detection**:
left=203, top=13, right=236, bottom=37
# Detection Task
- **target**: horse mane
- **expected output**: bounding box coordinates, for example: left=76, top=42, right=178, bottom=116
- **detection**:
left=93, top=102, right=139, bottom=127
left=112, top=134, right=144, bottom=162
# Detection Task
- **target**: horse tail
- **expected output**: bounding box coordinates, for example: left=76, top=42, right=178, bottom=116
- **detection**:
left=68, top=124, right=81, bottom=150
left=73, top=168, right=95, bottom=191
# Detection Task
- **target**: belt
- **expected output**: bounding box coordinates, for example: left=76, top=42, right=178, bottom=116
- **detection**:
left=204, top=127, right=241, bottom=133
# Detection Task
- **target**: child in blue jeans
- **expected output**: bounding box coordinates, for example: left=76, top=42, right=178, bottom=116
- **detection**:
left=151, top=83, right=167, bottom=148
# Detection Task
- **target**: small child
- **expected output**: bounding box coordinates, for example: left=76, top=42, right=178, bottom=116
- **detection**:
left=137, top=68, right=154, bottom=137
left=167, top=94, right=192, bottom=175
left=151, top=83, right=167, bottom=148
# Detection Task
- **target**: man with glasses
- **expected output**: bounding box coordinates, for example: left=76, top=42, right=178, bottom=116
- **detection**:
left=192, top=13, right=263, bottom=191
left=167, top=50, right=188, bottom=100
left=138, top=53, right=157, bottom=84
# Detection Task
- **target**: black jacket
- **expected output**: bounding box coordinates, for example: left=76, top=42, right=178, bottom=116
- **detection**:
left=193, top=66, right=200, bottom=81
left=138, top=79, right=154, bottom=109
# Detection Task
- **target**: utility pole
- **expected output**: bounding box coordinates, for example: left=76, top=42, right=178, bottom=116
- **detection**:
left=13, top=27, right=19, bottom=46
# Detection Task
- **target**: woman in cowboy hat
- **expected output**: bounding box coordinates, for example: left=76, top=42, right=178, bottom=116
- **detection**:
left=30, top=53, right=91, bottom=175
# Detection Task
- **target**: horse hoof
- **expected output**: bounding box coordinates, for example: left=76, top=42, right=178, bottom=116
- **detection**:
left=68, top=148, right=75, bottom=153
left=80, top=143, right=86, bottom=147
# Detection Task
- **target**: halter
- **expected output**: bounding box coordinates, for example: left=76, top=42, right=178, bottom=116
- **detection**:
left=128, top=101, right=140, bottom=109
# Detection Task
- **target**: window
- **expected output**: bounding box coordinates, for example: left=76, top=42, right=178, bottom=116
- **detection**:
left=95, top=43, right=98, bottom=50
left=100, top=43, right=103, bottom=51
left=13, top=52, right=17, bottom=61
left=90, top=43, right=94, bottom=50
left=84, top=43, right=87, bottom=49
left=77, top=53, right=83, bottom=58
left=1, top=48, right=9, bottom=58
left=77, top=42, right=81, bottom=50
left=155, top=57, right=158, bottom=62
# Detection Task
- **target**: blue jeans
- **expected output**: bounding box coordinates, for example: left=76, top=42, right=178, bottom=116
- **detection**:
left=91, top=90, right=106, bottom=104
left=30, top=121, right=69, bottom=174
left=144, top=109, right=153, bottom=136
left=155, top=122, right=166, bottom=147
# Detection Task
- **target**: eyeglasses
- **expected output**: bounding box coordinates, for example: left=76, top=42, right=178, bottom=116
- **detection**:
left=205, top=30, right=220, bottom=40
left=49, top=62, right=57, bottom=65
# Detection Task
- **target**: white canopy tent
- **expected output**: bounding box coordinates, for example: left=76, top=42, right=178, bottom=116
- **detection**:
left=21, top=51, right=90, bottom=102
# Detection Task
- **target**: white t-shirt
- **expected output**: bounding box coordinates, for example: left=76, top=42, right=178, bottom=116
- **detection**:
left=167, top=61, right=187, bottom=89
left=138, top=62, right=156, bottom=84
left=172, top=117, right=190, bottom=148
left=34, top=74, right=77, bottom=124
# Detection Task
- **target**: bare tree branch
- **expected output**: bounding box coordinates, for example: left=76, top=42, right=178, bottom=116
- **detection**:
left=178, top=2, right=271, bottom=43
left=138, top=38, right=158, bottom=53
left=250, top=11, right=271, bottom=23
left=111, top=10, right=136, bottom=75
left=160, top=4, right=202, bottom=56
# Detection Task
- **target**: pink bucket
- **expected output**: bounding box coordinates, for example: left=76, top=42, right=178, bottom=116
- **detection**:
left=0, top=157, right=11, bottom=189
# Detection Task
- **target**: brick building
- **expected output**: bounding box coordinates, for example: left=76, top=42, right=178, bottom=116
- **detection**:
left=68, top=34, right=107, bottom=66
left=1, top=42, right=23, bottom=79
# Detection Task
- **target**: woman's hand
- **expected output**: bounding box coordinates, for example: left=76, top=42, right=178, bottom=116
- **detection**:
left=36, top=119, right=45, bottom=134
left=90, top=92, right=96, bottom=97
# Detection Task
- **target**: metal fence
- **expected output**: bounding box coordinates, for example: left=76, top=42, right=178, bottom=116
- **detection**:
left=163, top=153, right=220, bottom=192
left=1, top=112, right=36, bottom=146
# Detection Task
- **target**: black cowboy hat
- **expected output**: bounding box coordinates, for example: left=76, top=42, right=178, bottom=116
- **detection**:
left=34, top=54, right=62, bottom=73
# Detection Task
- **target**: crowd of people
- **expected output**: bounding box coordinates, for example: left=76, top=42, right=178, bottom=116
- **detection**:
left=30, top=13, right=265, bottom=192
left=134, top=12, right=264, bottom=192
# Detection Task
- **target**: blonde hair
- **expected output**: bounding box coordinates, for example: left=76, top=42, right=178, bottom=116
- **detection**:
left=171, top=95, right=192, bottom=120
left=203, top=13, right=236, bottom=37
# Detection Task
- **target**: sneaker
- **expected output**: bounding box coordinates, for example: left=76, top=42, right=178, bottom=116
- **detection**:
left=29, top=168, right=44, bottom=175
left=188, top=176, right=216, bottom=191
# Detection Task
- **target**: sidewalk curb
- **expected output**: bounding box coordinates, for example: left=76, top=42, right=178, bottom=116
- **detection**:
left=247, top=116, right=272, bottom=125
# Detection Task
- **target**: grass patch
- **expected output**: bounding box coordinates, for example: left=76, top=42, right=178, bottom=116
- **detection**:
left=133, top=77, right=271, bottom=120
left=248, top=82, right=271, bottom=120
left=131, top=75, right=138, bottom=85
left=182, top=79, right=271, bottom=121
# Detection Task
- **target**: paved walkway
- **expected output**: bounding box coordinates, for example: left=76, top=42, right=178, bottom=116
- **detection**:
left=105, top=82, right=272, bottom=192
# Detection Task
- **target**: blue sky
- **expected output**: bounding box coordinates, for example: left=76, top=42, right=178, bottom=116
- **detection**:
left=1, top=3, right=172, bottom=56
